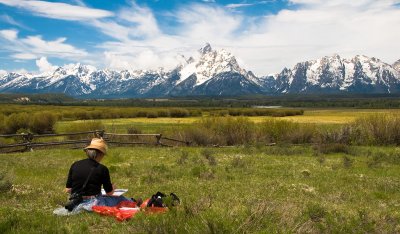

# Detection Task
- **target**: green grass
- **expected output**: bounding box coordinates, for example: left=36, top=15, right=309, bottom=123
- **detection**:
left=54, top=109, right=400, bottom=135
left=1, top=146, right=400, bottom=233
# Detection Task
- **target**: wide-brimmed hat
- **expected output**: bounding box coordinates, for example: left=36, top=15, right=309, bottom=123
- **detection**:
left=85, top=138, right=108, bottom=155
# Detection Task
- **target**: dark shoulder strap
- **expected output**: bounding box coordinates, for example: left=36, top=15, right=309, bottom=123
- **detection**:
left=81, top=166, right=96, bottom=190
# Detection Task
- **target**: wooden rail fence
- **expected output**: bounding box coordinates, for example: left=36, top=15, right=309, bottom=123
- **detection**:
left=0, top=130, right=190, bottom=153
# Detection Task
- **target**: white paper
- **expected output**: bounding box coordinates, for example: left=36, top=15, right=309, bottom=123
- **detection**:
left=101, top=188, right=128, bottom=196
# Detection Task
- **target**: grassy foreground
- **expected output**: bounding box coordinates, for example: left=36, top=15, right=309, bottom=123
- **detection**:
left=1, top=146, right=400, bottom=233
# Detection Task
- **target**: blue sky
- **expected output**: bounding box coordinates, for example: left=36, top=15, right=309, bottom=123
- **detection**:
left=0, top=0, right=399, bottom=75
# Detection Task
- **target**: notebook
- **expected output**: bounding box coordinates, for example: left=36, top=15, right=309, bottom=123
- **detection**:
left=101, top=188, right=128, bottom=196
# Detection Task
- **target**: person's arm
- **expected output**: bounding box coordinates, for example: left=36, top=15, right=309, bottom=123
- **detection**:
left=102, top=167, right=114, bottom=195
left=65, top=164, right=74, bottom=193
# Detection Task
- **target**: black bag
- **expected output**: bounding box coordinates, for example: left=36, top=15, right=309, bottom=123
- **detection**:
left=147, top=191, right=180, bottom=208
left=64, top=192, right=83, bottom=211
left=64, top=167, right=95, bottom=211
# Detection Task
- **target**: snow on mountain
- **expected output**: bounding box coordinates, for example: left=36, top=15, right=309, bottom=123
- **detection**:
left=268, top=54, right=400, bottom=94
left=394, top=59, right=400, bottom=72
left=0, top=44, right=399, bottom=97
left=178, top=43, right=258, bottom=86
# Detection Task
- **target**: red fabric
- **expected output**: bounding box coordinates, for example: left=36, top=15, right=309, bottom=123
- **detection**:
left=92, top=201, right=140, bottom=221
left=92, top=199, right=168, bottom=221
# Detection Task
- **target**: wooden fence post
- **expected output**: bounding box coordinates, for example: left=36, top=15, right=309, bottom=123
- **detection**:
left=156, top=134, right=162, bottom=146
left=22, top=133, right=34, bottom=152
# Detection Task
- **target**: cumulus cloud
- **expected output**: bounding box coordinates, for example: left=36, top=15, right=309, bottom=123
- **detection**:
left=35, top=57, right=57, bottom=73
left=0, top=0, right=113, bottom=21
left=94, top=0, right=400, bottom=75
left=1, top=0, right=400, bottom=75
left=0, top=29, right=18, bottom=40
left=0, top=29, right=88, bottom=61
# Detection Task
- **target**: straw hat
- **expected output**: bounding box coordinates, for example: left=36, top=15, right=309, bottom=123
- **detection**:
left=85, top=138, right=108, bottom=155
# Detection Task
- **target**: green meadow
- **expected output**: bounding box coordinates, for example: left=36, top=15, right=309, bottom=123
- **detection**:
left=1, top=106, right=400, bottom=233
left=1, top=146, right=400, bottom=233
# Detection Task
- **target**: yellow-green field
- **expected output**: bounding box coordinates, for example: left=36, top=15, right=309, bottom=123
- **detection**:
left=55, top=109, right=400, bottom=134
left=280, top=108, right=400, bottom=124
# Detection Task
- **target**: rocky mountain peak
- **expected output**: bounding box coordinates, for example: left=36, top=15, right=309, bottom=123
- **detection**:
left=199, top=43, right=212, bottom=55
left=393, top=59, right=400, bottom=72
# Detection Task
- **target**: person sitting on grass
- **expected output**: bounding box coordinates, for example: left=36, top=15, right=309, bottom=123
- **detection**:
left=62, top=138, right=132, bottom=214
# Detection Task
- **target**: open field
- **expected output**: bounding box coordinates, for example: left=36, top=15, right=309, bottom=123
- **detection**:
left=1, top=146, right=400, bottom=233
left=55, top=108, right=400, bottom=134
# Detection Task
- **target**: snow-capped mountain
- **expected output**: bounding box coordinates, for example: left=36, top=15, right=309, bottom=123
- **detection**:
left=394, top=59, right=400, bottom=73
left=0, top=44, right=399, bottom=97
left=265, top=54, right=400, bottom=94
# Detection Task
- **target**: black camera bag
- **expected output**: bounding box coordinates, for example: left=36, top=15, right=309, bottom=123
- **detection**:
left=65, top=167, right=95, bottom=211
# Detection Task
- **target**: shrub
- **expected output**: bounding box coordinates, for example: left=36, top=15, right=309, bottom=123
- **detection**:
left=315, top=126, right=351, bottom=145
left=0, top=114, right=6, bottom=134
left=259, top=119, right=314, bottom=143
left=183, top=127, right=217, bottom=146
left=169, top=108, right=190, bottom=118
left=156, top=109, right=170, bottom=117
left=4, top=112, right=30, bottom=134
left=29, top=112, right=57, bottom=134
left=63, top=121, right=104, bottom=140
left=126, top=126, right=142, bottom=141
left=203, top=117, right=256, bottom=145
left=136, top=111, right=147, bottom=118
left=146, top=111, right=158, bottom=118
left=349, top=114, right=400, bottom=145
left=127, top=127, right=142, bottom=135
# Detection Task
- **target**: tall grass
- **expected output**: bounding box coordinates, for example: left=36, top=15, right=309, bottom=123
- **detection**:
left=349, top=114, right=400, bottom=145
left=183, top=117, right=256, bottom=146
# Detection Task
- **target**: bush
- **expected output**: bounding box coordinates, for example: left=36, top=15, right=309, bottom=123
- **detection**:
left=4, top=112, right=30, bottom=134
left=63, top=121, right=104, bottom=140
left=29, top=112, right=57, bottom=134
left=204, top=117, right=255, bottom=145
left=169, top=108, right=190, bottom=118
left=156, top=109, right=170, bottom=117
left=0, top=114, right=6, bottom=134
left=183, top=127, right=217, bottom=146
left=259, top=119, right=314, bottom=144
left=349, top=114, right=400, bottom=145
left=146, top=111, right=158, bottom=118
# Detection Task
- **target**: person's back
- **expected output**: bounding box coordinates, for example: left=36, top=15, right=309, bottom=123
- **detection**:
left=66, top=158, right=113, bottom=196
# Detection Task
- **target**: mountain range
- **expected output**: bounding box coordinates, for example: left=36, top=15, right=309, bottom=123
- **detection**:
left=1, top=43, right=399, bottom=98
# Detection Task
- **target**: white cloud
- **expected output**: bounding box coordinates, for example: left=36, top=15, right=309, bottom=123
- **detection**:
left=91, top=2, right=160, bottom=42
left=225, top=3, right=254, bottom=9
left=0, top=70, right=7, bottom=76
left=1, top=0, right=400, bottom=75
left=35, top=57, right=57, bottom=73
left=0, top=0, right=113, bottom=21
left=0, top=29, right=88, bottom=61
left=0, top=29, right=18, bottom=40
left=12, top=53, right=37, bottom=60
left=0, top=14, right=31, bottom=30
left=92, top=1, right=400, bottom=74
